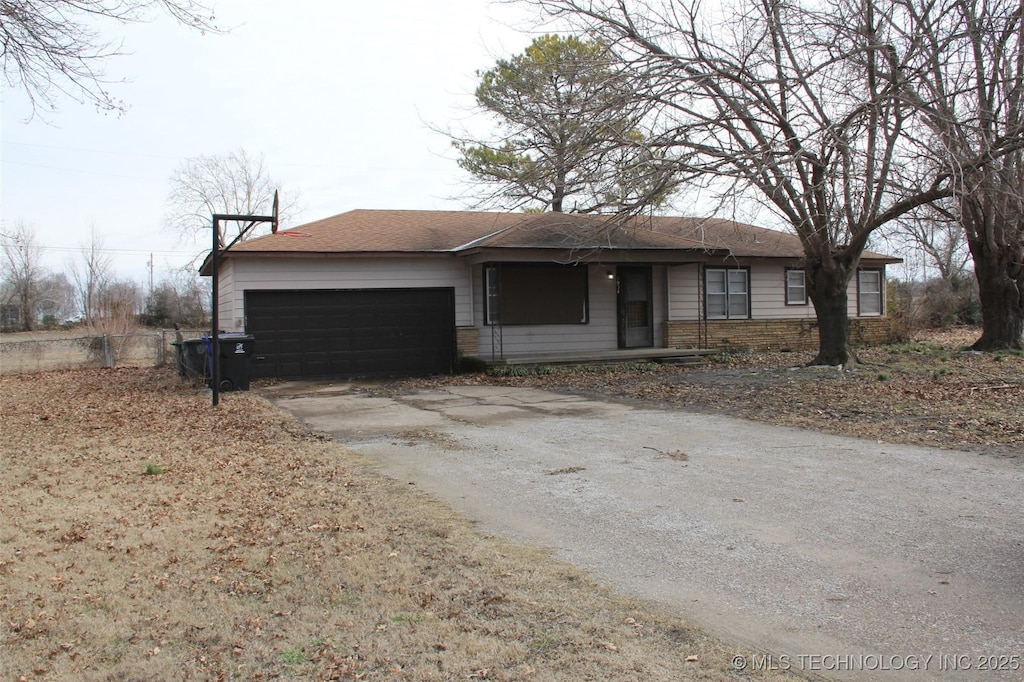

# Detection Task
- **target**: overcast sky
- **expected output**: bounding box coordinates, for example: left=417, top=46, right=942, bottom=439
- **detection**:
left=1, top=0, right=544, bottom=284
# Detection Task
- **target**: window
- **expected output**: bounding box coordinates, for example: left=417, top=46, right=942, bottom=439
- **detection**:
left=484, top=263, right=589, bottom=325
left=786, top=268, right=808, bottom=305
left=485, top=266, right=501, bottom=325
left=705, top=267, right=749, bottom=319
left=858, top=270, right=883, bottom=316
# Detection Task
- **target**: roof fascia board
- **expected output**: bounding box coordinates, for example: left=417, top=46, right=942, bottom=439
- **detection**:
left=222, top=250, right=457, bottom=259
left=199, top=250, right=457, bottom=275
left=458, top=247, right=735, bottom=266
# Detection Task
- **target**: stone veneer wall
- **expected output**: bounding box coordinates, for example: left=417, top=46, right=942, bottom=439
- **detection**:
left=664, top=318, right=898, bottom=351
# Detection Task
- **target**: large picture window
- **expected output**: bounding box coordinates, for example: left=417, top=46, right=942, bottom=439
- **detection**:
left=858, top=270, right=883, bottom=316
left=485, top=264, right=589, bottom=325
left=705, top=267, right=750, bottom=319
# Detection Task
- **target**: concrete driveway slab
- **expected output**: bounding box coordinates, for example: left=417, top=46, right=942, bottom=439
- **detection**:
left=264, top=382, right=1024, bottom=680
left=278, top=394, right=445, bottom=438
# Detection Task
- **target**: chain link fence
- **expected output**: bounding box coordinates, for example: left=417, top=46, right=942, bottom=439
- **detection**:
left=0, top=330, right=208, bottom=375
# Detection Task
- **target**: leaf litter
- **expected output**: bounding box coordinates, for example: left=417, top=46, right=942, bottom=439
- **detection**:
left=0, top=367, right=799, bottom=681
left=401, top=328, right=1022, bottom=459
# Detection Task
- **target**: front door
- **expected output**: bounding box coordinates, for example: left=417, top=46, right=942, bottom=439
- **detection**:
left=617, top=266, right=653, bottom=348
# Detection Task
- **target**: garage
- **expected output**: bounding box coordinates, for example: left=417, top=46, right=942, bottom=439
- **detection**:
left=244, top=288, right=455, bottom=379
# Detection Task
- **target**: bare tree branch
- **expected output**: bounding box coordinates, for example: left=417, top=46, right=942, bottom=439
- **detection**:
left=900, top=0, right=1024, bottom=349
left=164, top=148, right=300, bottom=250
left=0, top=221, right=48, bottom=330
left=1, top=0, right=223, bottom=117
left=66, top=225, right=114, bottom=324
left=532, top=0, right=954, bottom=363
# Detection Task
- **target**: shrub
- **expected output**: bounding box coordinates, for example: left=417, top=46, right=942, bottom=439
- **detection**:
left=921, top=275, right=981, bottom=328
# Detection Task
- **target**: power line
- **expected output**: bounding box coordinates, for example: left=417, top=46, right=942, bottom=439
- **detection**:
left=1, top=159, right=166, bottom=183
left=3, top=140, right=180, bottom=160
left=26, top=244, right=198, bottom=257
left=1, top=231, right=201, bottom=257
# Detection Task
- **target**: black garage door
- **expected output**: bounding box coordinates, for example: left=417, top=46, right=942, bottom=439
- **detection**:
left=245, top=288, right=455, bottom=379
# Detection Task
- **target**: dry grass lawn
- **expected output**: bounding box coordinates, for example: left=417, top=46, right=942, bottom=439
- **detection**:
left=1, top=369, right=799, bottom=681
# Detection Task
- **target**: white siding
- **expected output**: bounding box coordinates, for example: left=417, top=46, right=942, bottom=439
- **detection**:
left=217, top=256, right=886, bottom=353
left=471, top=264, right=670, bottom=358
left=221, top=256, right=474, bottom=332
left=472, top=264, right=620, bottom=357
left=667, top=262, right=880, bottom=320
left=217, top=260, right=236, bottom=326
left=667, top=264, right=701, bottom=320
left=752, top=265, right=815, bottom=320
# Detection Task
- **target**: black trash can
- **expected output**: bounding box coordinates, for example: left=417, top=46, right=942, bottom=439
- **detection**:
left=173, top=338, right=209, bottom=380
left=211, top=333, right=255, bottom=392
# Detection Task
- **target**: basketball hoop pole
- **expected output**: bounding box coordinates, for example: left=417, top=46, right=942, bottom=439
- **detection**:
left=210, top=191, right=279, bottom=407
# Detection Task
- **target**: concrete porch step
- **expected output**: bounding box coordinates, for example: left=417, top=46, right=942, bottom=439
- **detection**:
left=484, top=348, right=712, bottom=368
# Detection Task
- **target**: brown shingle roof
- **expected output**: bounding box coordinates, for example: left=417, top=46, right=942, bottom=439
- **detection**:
left=230, top=210, right=524, bottom=253
left=223, top=209, right=897, bottom=262
left=466, top=213, right=712, bottom=251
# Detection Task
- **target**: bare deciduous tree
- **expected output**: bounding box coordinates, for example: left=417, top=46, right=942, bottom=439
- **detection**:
left=896, top=202, right=971, bottom=282
left=165, top=148, right=299, bottom=249
left=87, top=277, right=143, bottom=339
left=142, top=267, right=207, bottom=327
left=1, top=0, right=222, bottom=117
left=0, top=222, right=48, bottom=330
left=67, top=226, right=114, bottom=325
left=36, top=272, right=76, bottom=324
left=534, top=0, right=960, bottom=364
left=902, top=0, right=1023, bottom=350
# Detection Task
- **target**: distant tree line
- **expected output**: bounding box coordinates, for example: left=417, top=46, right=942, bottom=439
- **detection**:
left=0, top=223, right=207, bottom=333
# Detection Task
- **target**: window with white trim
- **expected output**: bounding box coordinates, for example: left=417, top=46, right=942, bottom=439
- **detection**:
left=705, top=267, right=750, bottom=319
left=858, top=270, right=883, bottom=316
left=785, top=268, right=808, bottom=305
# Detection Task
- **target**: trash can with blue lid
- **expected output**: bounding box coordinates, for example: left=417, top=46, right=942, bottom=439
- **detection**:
left=208, top=333, right=255, bottom=392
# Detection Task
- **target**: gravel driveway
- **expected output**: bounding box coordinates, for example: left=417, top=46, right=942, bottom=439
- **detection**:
left=265, top=381, right=1024, bottom=680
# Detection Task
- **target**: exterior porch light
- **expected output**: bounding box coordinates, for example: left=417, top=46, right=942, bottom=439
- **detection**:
left=606, top=270, right=615, bottom=280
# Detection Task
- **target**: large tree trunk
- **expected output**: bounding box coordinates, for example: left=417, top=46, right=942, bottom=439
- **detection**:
left=19, top=290, right=35, bottom=332
left=969, top=238, right=1024, bottom=350
left=806, top=263, right=854, bottom=366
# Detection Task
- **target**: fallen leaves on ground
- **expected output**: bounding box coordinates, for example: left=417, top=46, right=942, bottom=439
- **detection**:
left=402, top=328, right=1023, bottom=458
left=0, top=368, right=798, bottom=681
